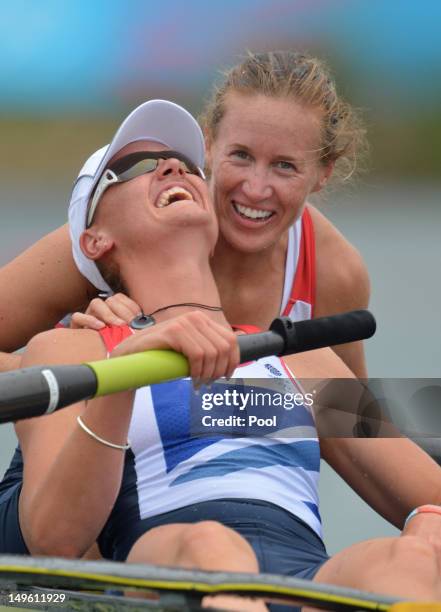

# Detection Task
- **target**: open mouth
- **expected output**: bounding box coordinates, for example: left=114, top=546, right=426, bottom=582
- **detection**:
left=232, top=202, right=274, bottom=222
left=156, top=186, right=195, bottom=208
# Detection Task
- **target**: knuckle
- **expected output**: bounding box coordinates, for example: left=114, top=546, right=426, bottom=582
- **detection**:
left=170, top=320, right=184, bottom=335
left=228, top=334, right=237, bottom=349
left=191, top=347, right=205, bottom=362
left=189, top=311, right=209, bottom=323
left=219, top=338, right=231, bottom=353
left=205, top=346, right=218, bottom=362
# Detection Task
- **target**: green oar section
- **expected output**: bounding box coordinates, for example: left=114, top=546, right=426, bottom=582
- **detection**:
left=88, top=350, right=190, bottom=397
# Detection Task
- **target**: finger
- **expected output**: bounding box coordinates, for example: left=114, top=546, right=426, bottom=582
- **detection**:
left=85, top=298, right=126, bottom=326
left=167, top=323, right=208, bottom=383
left=176, top=314, right=239, bottom=383
left=195, top=316, right=240, bottom=380
left=189, top=328, right=219, bottom=384
left=181, top=315, right=236, bottom=384
left=193, top=321, right=232, bottom=383
left=109, top=293, right=142, bottom=317
left=70, top=313, right=105, bottom=330
left=209, top=322, right=240, bottom=378
left=101, top=294, right=139, bottom=324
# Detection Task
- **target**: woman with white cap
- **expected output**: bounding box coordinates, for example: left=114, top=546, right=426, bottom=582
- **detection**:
left=0, top=51, right=369, bottom=378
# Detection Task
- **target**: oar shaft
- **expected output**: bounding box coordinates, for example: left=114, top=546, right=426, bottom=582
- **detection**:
left=0, top=365, right=97, bottom=421
left=90, top=350, right=189, bottom=397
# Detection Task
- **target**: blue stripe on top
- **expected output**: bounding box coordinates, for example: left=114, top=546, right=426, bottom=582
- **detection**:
left=151, top=379, right=316, bottom=475
left=171, top=440, right=320, bottom=485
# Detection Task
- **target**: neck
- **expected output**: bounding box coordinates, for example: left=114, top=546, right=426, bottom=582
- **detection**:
left=212, top=231, right=288, bottom=283
left=121, top=254, right=229, bottom=328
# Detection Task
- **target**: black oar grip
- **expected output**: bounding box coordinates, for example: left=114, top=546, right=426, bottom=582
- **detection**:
left=0, top=365, right=97, bottom=423
left=270, top=309, right=376, bottom=355
left=238, top=331, right=285, bottom=362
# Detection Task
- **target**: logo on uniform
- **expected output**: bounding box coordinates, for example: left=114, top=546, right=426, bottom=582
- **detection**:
left=264, top=363, right=282, bottom=377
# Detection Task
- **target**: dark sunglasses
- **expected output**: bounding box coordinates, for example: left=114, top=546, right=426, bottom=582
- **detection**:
left=87, top=150, right=205, bottom=226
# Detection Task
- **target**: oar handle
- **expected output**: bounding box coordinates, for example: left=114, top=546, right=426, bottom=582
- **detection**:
left=238, top=310, right=376, bottom=361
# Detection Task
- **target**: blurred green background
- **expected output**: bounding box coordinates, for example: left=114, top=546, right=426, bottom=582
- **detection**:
left=1, top=0, right=440, bottom=554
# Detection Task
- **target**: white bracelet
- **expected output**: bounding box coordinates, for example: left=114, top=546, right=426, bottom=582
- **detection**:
left=403, top=504, right=441, bottom=529
left=76, top=415, right=130, bottom=451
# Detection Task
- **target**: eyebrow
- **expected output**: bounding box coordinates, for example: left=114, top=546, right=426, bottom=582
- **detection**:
left=229, top=143, right=305, bottom=165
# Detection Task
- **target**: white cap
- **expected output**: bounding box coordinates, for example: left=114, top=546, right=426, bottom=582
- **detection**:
left=68, top=99, right=205, bottom=292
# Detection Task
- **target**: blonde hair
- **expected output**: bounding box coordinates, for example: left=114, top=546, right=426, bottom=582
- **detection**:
left=200, top=50, right=368, bottom=183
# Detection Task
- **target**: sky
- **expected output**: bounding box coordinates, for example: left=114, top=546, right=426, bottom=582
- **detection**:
left=1, top=0, right=440, bottom=115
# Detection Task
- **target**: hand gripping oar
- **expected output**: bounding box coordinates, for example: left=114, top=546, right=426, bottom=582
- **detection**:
left=0, top=310, right=375, bottom=424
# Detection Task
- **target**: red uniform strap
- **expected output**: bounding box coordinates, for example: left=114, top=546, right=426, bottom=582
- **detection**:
left=99, top=324, right=133, bottom=353
left=233, top=324, right=261, bottom=335
left=282, top=206, right=316, bottom=318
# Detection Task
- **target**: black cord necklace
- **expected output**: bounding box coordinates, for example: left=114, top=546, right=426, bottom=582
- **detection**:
left=130, top=302, right=223, bottom=330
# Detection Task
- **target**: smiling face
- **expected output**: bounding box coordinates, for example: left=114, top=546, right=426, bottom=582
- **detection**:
left=206, top=92, right=332, bottom=253
left=83, top=140, right=218, bottom=266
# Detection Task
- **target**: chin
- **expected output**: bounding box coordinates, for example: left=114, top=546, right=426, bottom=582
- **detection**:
left=219, top=206, right=283, bottom=246
left=221, top=227, right=278, bottom=254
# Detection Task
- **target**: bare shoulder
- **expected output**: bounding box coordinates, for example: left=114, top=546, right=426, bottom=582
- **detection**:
left=307, top=205, right=370, bottom=314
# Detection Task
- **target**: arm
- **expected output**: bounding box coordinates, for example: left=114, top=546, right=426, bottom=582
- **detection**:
left=0, top=351, right=21, bottom=372
left=16, top=327, right=131, bottom=557
left=0, top=224, right=95, bottom=351
left=321, top=436, right=441, bottom=530
left=17, top=312, right=238, bottom=557
left=309, top=205, right=370, bottom=378
left=288, top=345, right=441, bottom=530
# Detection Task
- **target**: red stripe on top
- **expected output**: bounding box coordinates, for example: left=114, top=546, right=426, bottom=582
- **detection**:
left=282, top=207, right=316, bottom=318
left=279, top=356, right=296, bottom=382
left=233, top=324, right=261, bottom=335
left=99, top=324, right=133, bottom=353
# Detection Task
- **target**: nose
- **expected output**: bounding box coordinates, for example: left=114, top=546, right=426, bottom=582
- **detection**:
left=156, top=157, right=187, bottom=180
left=241, top=167, right=272, bottom=202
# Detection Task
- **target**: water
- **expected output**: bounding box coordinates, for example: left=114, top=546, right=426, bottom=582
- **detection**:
left=1, top=179, right=440, bottom=554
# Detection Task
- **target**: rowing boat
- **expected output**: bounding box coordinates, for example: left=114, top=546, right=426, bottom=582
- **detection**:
left=0, top=554, right=402, bottom=611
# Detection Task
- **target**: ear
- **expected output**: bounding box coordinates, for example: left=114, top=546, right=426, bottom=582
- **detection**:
left=312, top=161, right=335, bottom=193
left=79, top=227, right=114, bottom=261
